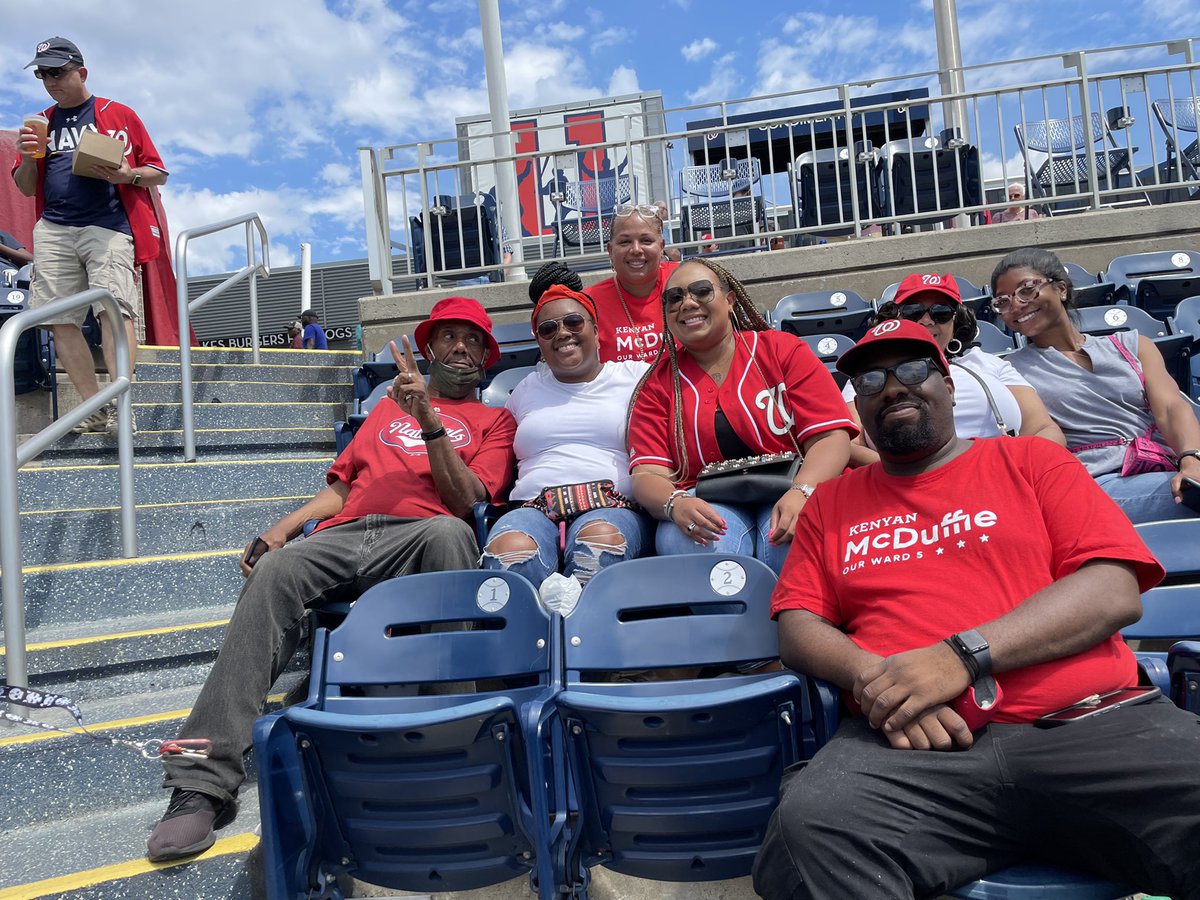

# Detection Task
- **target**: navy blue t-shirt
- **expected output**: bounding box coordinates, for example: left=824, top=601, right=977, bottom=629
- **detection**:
left=304, top=323, right=328, bottom=350
left=42, top=97, right=131, bottom=235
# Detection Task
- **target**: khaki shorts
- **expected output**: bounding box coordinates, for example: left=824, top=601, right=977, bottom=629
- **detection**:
left=31, top=219, right=144, bottom=339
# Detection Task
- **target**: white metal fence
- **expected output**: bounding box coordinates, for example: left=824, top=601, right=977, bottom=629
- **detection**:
left=360, top=37, right=1200, bottom=295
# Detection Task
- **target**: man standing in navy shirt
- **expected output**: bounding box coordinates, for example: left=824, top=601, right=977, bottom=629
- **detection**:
left=13, top=37, right=169, bottom=433
left=301, top=308, right=328, bottom=350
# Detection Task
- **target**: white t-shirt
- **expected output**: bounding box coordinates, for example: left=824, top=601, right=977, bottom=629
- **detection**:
left=507, top=360, right=649, bottom=501
left=843, top=346, right=1029, bottom=444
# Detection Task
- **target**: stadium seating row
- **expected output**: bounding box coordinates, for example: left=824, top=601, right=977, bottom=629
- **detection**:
left=255, top=517, right=1200, bottom=900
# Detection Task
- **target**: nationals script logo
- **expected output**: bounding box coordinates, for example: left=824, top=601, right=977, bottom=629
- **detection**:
left=379, top=412, right=471, bottom=454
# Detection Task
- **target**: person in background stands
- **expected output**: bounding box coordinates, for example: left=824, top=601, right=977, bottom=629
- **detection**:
left=0, top=228, right=33, bottom=272
left=586, top=203, right=679, bottom=364
left=288, top=320, right=303, bottom=349
left=147, top=297, right=517, bottom=863
left=300, top=308, right=327, bottom=350
left=992, top=182, right=1040, bottom=224
left=754, top=318, right=1200, bottom=900
left=12, top=36, right=169, bottom=435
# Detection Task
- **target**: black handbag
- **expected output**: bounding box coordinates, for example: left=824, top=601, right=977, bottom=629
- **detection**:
left=694, top=452, right=801, bottom=505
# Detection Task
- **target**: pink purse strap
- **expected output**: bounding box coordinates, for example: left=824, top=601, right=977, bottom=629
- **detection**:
left=1069, top=333, right=1153, bottom=455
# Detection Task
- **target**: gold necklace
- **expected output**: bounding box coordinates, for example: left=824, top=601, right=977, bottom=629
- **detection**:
left=611, top=277, right=636, bottom=329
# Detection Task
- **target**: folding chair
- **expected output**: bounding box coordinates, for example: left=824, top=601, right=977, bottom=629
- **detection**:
left=1151, top=97, right=1200, bottom=184
left=1014, top=111, right=1141, bottom=212
left=410, top=193, right=502, bottom=284
left=554, top=175, right=630, bottom=266
left=253, top=569, right=570, bottom=900
left=793, top=142, right=879, bottom=237
left=678, top=158, right=766, bottom=249
left=772, top=290, right=874, bottom=339
left=557, top=554, right=821, bottom=887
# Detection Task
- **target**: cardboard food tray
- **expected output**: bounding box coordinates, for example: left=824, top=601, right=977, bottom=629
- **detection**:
left=71, top=130, right=126, bottom=177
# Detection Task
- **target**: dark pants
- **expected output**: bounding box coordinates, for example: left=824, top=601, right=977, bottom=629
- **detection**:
left=161, top=514, right=479, bottom=804
left=753, top=698, right=1200, bottom=900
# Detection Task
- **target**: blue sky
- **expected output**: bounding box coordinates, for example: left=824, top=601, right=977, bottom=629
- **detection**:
left=2, top=0, right=1197, bottom=275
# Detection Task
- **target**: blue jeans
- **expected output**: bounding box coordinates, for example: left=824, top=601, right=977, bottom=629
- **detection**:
left=655, top=491, right=790, bottom=574
left=1095, top=470, right=1198, bottom=524
left=482, top=505, right=654, bottom=587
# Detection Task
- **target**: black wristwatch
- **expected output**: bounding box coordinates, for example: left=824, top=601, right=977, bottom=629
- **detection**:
left=947, top=629, right=993, bottom=681
left=1178, top=449, right=1200, bottom=469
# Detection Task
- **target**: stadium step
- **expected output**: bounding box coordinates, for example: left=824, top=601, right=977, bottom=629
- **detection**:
left=127, top=379, right=352, bottom=403
left=134, top=361, right=358, bottom=385
left=137, top=344, right=361, bottom=367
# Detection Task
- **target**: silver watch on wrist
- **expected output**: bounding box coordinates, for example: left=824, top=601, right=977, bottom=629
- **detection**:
left=789, top=482, right=816, bottom=499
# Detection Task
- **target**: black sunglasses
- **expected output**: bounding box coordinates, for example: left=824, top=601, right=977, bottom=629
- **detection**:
left=663, top=280, right=719, bottom=308
left=535, top=313, right=588, bottom=339
left=850, top=358, right=939, bottom=397
left=898, top=302, right=956, bottom=324
left=34, top=66, right=77, bottom=80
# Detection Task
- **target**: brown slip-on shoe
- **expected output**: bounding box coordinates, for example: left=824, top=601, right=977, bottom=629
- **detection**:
left=146, top=789, right=237, bottom=862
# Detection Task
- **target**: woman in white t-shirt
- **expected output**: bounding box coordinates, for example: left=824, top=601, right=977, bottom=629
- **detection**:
left=844, top=272, right=1064, bottom=466
left=482, top=283, right=652, bottom=587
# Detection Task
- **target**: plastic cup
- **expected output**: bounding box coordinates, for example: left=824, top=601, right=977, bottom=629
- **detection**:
left=23, top=114, right=49, bottom=159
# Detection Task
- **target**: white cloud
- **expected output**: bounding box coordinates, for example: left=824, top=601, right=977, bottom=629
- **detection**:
left=686, top=54, right=742, bottom=104
left=545, top=21, right=585, bottom=43
left=591, top=27, right=631, bottom=51
left=607, top=66, right=641, bottom=97
left=682, top=38, right=718, bottom=62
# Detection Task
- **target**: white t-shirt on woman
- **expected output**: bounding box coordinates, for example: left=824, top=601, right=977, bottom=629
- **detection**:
left=507, top=360, right=649, bottom=501
left=843, top=346, right=1029, bottom=443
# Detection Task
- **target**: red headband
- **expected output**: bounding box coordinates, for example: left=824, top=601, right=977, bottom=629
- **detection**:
left=531, top=284, right=599, bottom=330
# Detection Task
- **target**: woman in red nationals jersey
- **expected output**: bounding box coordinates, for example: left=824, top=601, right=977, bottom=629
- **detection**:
left=587, top=203, right=679, bottom=364
left=627, top=259, right=856, bottom=572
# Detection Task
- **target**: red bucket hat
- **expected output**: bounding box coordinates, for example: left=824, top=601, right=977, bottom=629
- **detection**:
left=413, top=296, right=500, bottom=369
left=836, top=318, right=950, bottom=378
left=892, top=273, right=961, bottom=306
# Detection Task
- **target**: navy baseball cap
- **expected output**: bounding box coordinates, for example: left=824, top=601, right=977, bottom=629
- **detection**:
left=27, top=37, right=85, bottom=69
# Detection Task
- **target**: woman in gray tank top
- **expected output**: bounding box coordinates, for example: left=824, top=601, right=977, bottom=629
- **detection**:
left=989, top=248, right=1200, bottom=523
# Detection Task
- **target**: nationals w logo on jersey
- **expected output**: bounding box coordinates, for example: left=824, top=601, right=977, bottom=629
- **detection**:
left=755, top=382, right=795, bottom=436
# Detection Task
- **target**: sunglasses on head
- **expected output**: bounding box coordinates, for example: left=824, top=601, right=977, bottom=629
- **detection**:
left=34, top=65, right=76, bottom=80
left=898, top=302, right=956, bottom=324
left=850, top=358, right=939, bottom=397
left=535, top=312, right=589, bottom=339
left=663, top=280, right=719, bottom=308
left=613, top=202, right=662, bottom=219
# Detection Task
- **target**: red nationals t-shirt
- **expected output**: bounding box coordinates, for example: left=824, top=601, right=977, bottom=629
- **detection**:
left=589, top=261, right=678, bottom=364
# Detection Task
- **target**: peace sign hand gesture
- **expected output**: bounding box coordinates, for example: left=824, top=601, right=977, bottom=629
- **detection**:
left=386, top=335, right=433, bottom=422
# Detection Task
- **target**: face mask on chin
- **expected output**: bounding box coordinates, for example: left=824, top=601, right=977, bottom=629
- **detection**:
left=426, top=348, right=486, bottom=398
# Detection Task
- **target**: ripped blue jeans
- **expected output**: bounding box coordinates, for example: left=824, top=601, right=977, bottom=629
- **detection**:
left=482, top=506, right=654, bottom=588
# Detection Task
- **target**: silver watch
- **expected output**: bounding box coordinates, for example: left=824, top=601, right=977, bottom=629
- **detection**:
left=789, top=482, right=816, bottom=499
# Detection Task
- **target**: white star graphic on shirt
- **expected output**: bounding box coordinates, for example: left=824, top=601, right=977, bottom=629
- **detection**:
left=936, top=547, right=945, bottom=556
left=956, top=540, right=966, bottom=549
left=980, top=534, right=990, bottom=543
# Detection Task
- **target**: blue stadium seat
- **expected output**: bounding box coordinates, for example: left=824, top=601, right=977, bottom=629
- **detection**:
left=1064, top=262, right=1119, bottom=308
left=481, top=364, right=536, bottom=408
left=557, top=554, right=819, bottom=885
left=1135, top=519, right=1200, bottom=584
left=253, top=569, right=568, bottom=900
left=948, top=867, right=1134, bottom=899
left=1171, top=295, right=1200, bottom=399
left=1074, top=305, right=1192, bottom=391
left=1104, top=249, right=1200, bottom=319
left=973, top=321, right=1017, bottom=354
left=794, top=142, right=879, bottom=237
left=798, top=332, right=856, bottom=364
left=334, top=381, right=391, bottom=455
left=876, top=129, right=982, bottom=229
left=772, top=289, right=873, bottom=339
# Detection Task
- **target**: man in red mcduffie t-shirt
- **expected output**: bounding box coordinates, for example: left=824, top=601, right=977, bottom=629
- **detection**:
left=148, top=297, right=516, bottom=864
left=754, top=319, right=1200, bottom=899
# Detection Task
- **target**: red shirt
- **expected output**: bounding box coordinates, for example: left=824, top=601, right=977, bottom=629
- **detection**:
left=628, top=328, right=857, bottom=488
left=589, top=261, right=679, bottom=363
left=771, top=438, right=1164, bottom=723
left=316, top=396, right=516, bottom=532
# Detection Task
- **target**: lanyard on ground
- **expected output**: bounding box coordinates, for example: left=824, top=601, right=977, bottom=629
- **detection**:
left=1, top=683, right=210, bottom=762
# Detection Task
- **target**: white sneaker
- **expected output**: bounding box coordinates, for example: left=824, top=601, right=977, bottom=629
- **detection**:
left=71, top=407, right=110, bottom=434
left=105, top=404, right=138, bottom=435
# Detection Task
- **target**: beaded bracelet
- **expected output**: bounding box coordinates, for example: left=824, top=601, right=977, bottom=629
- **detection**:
left=662, top=489, right=689, bottom=522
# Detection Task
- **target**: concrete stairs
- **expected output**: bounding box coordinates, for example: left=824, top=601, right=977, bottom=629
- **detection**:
left=0, top=345, right=355, bottom=899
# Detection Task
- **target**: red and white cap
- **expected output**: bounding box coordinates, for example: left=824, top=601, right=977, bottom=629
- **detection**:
left=892, top=273, right=961, bottom=306
left=836, top=318, right=950, bottom=378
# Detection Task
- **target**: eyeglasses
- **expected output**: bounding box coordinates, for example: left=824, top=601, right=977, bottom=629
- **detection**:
left=663, top=280, right=719, bottom=309
left=34, top=66, right=76, bottom=80
left=992, top=278, right=1055, bottom=313
left=898, top=302, right=956, bottom=324
left=850, top=358, right=939, bottom=397
left=535, top=313, right=588, bottom=339
left=613, top=202, right=662, bottom=219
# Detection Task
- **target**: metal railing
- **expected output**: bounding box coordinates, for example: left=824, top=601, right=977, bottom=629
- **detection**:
left=176, top=213, right=270, bottom=462
left=0, top=289, right=136, bottom=688
left=361, top=36, right=1200, bottom=293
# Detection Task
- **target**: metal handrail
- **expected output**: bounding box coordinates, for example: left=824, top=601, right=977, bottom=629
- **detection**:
left=175, top=213, right=270, bottom=462
left=0, top=288, right=136, bottom=689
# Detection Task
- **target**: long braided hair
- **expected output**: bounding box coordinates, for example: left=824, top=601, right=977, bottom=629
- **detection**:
left=627, top=258, right=771, bottom=482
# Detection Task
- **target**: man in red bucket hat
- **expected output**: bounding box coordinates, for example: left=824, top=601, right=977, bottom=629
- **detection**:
left=148, top=297, right=515, bottom=862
